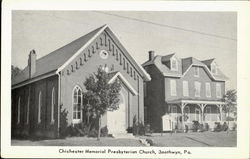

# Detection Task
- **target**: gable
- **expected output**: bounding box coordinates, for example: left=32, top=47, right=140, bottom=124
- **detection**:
left=182, top=65, right=213, bottom=81
left=12, top=25, right=151, bottom=89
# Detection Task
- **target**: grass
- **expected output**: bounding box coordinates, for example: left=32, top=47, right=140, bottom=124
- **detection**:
left=141, top=131, right=237, bottom=147
left=11, top=131, right=236, bottom=147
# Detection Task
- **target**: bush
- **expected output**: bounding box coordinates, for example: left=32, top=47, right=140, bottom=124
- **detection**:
left=221, top=122, right=228, bottom=131
left=88, top=128, right=98, bottom=137
left=214, top=122, right=222, bottom=132
left=100, top=126, right=109, bottom=137
left=204, top=123, right=209, bottom=131
left=192, top=121, right=200, bottom=132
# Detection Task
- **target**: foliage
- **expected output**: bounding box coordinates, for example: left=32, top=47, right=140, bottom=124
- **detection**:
left=223, top=89, right=237, bottom=120
left=130, top=115, right=148, bottom=136
left=11, top=65, right=21, bottom=80
left=82, top=66, right=121, bottom=140
left=59, top=107, right=69, bottom=138
left=192, top=121, right=199, bottom=132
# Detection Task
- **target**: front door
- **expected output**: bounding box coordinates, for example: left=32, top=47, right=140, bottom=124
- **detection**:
left=107, top=91, right=127, bottom=134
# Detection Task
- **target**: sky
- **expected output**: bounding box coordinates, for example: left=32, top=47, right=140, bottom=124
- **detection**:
left=12, top=11, right=237, bottom=90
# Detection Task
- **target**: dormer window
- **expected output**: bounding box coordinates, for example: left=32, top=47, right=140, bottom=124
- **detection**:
left=171, top=58, right=178, bottom=71
left=211, top=63, right=217, bottom=75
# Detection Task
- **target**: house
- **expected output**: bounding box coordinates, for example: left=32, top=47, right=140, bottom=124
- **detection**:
left=11, top=25, right=151, bottom=138
left=142, top=51, right=227, bottom=132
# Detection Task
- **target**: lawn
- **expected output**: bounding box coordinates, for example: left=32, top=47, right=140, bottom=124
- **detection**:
left=11, top=131, right=236, bottom=147
left=141, top=131, right=237, bottom=147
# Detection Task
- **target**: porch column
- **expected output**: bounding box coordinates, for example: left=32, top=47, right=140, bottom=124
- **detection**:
left=198, top=104, right=206, bottom=123
left=218, top=104, right=223, bottom=121
left=181, top=102, right=187, bottom=131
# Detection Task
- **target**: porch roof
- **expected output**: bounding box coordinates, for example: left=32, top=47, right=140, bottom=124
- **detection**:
left=167, top=99, right=225, bottom=105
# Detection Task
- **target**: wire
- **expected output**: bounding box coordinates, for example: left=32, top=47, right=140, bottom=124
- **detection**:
left=94, top=11, right=237, bottom=41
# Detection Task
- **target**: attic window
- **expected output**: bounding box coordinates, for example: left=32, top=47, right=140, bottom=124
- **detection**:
left=211, top=63, right=217, bottom=75
left=171, top=58, right=178, bottom=71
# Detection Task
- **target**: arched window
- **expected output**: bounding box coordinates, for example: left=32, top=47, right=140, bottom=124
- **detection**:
left=17, top=97, right=21, bottom=124
left=26, top=95, right=30, bottom=124
left=73, top=86, right=82, bottom=124
left=51, top=87, right=55, bottom=123
left=38, top=91, right=42, bottom=123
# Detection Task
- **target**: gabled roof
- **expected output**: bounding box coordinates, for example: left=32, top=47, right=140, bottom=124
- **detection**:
left=161, top=53, right=175, bottom=62
left=12, top=25, right=151, bottom=88
left=202, top=58, right=215, bottom=66
left=143, top=54, right=228, bottom=81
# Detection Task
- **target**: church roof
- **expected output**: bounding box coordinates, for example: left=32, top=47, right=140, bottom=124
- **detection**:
left=12, top=25, right=151, bottom=88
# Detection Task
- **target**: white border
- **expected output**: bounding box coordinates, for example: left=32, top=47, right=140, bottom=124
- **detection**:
left=2, top=1, right=250, bottom=158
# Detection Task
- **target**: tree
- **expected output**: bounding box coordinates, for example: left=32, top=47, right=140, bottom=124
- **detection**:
left=82, top=66, right=121, bottom=140
left=11, top=65, right=21, bottom=80
left=223, top=89, right=237, bottom=131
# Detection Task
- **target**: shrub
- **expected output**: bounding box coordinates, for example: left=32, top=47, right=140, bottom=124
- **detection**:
left=59, top=107, right=69, bottom=138
left=204, top=123, right=209, bottom=131
left=192, top=121, right=200, bottom=132
left=146, top=138, right=154, bottom=146
left=214, top=122, right=222, bottom=132
left=221, top=122, right=228, bottom=131
left=88, top=128, right=98, bottom=137
left=100, top=126, right=109, bottom=137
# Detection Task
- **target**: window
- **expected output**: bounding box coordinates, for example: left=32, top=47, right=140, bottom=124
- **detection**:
left=216, top=83, right=221, bottom=98
left=51, top=88, right=55, bottom=123
left=194, top=67, right=199, bottom=77
left=26, top=95, right=30, bottom=124
left=170, top=79, right=177, bottom=96
left=17, top=97, right=21, bottom=124
left=38, top=91, right=42, bottom=123
left=211, top=63, right=217, bottom=74
left=183, top=81, right=189, bottom=97
left=206, top=83, right=211, bottom=97
left=171, top=58, right=178, bottom=71
left=73, top=86, right=82, bottom=123
left=194, top=81, right=201, bottom=97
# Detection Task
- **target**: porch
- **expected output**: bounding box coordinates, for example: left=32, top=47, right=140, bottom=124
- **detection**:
left=167, top=99, right=226, bottom=130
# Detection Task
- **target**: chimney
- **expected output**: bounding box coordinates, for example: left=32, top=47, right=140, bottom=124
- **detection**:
left=28, top=49, right=36, bottom=78
left=148, top=50, right=155, bottom=61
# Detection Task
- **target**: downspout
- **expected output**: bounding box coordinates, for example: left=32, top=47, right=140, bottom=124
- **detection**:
left=56, top=71, right=61, bottom=138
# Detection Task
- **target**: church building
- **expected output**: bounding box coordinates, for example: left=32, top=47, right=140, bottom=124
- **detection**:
left=11, top=25, right=151, bottom=138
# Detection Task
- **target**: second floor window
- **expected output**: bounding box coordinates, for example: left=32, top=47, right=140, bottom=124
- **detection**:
left=216, top=83, right=222, bottom=98
left=183, top=81, right=189, bottom=97
left=194, top=67, right=199, bottom=77
left=194, top=81, right=201, bottom=97
left=206, top=83, right=211, bottom=97
left=170, top=79, right=177, bottom=96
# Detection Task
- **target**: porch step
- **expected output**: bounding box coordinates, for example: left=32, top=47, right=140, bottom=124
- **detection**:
left=112, top=133, right=135, bottom=139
